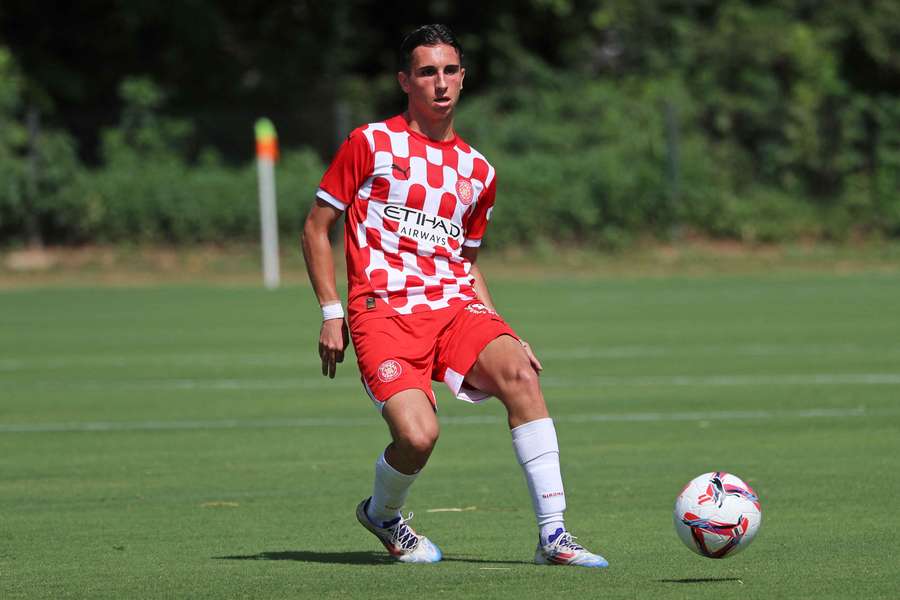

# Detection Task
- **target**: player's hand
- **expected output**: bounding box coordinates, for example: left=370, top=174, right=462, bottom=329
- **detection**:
left=520, top=340, right=543, bottom=374
left=319, top=318, right=350, bottom=378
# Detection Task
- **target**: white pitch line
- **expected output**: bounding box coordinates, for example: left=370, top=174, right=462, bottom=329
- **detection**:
left=542, top=373, right=900, bottom=387
left=0, top=407, right=895, bottom=434
left=11, top=372, right=900, bottom=392
left=0, top=353, right=319, bottom=371
left=539, top=343, right=900, bottom=360
left=3, top=343, right=899, bottom=372
left=21, top=378, right=359, bottom=391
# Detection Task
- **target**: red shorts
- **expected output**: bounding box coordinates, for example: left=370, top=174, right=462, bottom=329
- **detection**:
left=350, top=300, right=518, bottom=410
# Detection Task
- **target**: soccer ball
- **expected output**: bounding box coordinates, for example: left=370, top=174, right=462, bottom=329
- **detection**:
left=673, top=471, right=761, bottom=558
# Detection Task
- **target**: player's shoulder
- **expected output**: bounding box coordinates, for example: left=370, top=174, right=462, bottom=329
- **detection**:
left=455, top=133, right=493, bottom=167
left=347, top=115, right=408, bottom=151
left=455, top=133, right=496, bottom=187
left=342, top=124, right=372, bottom=149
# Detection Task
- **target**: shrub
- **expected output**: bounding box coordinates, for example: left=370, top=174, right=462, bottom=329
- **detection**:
left=62, top=78, right=326, bottom=244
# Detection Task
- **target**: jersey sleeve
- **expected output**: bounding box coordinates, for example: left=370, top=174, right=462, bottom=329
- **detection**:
left=316, top=129, right=374, bottom=210
left=463, top=176, right=496, bottom=247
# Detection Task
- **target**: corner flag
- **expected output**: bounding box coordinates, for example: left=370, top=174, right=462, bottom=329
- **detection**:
left=255, top=118, right=280, bottom=289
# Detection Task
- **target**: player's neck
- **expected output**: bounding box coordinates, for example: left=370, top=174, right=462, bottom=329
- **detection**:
left=404, top=110, right=456, bottom=142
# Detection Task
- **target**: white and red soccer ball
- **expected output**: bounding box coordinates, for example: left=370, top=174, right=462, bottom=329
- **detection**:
left=673, top=471, right=761, bottom=558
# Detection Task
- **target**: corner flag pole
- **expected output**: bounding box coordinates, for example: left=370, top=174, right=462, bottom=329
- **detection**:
left=255, top=118, right=280, bottom=290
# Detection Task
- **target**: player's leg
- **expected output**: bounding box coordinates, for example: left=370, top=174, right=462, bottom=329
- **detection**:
left=465, top=334, right=547, bottom=428
left=382, top=389, right=440, bottom=474
left=351, top=312, right=446, bottom=562
left=357, top=388, right=442, bottom=563
left=466, top=335, right=608, bottom=568
left=466, top=335, right=563, bottom=537
left=367, top=389, right=439, bottom=524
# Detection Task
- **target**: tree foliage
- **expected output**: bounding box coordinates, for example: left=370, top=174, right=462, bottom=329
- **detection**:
left=0, top=0, right=898, bottom=245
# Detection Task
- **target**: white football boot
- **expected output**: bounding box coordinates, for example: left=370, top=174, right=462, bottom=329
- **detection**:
left=356, top=498, right=442, bottom=563
left=534, top=528, right=609, bottom=568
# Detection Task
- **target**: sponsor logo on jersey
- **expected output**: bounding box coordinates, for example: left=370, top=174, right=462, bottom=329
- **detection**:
left=377, top=359, right=402, bottom=383
left=383, top=205, right=463, bottom=247
left=456, top=177, right=474, bottom=205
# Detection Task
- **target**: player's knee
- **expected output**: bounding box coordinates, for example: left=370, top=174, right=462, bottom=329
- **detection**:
left=501, top=362, right=540, bottom=396
left=397, top=426, right=439, bottom=457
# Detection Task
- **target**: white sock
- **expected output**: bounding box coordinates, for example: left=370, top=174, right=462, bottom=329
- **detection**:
left=366, top=451, right=418, bottom=527
left=511, top=417, right=566, bottom=544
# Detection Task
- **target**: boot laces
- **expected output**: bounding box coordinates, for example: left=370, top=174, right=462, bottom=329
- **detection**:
left=388, top=513, right=420, bottom=551
left=552, top=531, right=585, bottom=552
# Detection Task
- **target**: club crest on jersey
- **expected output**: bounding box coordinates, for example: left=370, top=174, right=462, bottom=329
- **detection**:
left=377, top=359, right=402, bottom=383
left=456, top=177, right=474, bottom=205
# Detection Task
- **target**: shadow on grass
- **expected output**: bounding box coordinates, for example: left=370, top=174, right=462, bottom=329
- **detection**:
left=658, top=578, right=743, bottom=584
left=214, top=550, right=530, bottom=566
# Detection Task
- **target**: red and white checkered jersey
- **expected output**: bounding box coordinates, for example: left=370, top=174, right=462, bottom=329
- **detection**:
left=316, top=114, right=496, bottom=323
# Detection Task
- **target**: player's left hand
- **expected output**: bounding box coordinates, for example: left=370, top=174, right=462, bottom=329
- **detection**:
left=520, top=340, right=543, bottom=374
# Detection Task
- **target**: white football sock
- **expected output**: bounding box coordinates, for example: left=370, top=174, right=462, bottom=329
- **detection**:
left=366, top=450, right=418, bottom=526
left=511, top=417, right=566, bottom=544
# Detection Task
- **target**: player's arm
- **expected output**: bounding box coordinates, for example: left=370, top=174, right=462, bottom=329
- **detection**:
left=302, top=199, right=350, bottom=378
left=462, top=246, right=543, bottom=373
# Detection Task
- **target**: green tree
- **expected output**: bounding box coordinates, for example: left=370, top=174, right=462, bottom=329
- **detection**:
left=0, top=47, right=28, bottom=243
left=0, top=47, right=85, bottom=245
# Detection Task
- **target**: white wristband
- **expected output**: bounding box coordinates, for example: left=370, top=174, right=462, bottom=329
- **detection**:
left=321, top=302, right=344, bottom=321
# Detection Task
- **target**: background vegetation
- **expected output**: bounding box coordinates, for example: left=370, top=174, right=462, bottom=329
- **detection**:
left=1, top=0, right=898, bottom=248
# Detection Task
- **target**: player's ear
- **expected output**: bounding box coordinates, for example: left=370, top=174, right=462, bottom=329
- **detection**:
left=460, top=67, right=465, bottom=89
left=398, top=70, right=410, bottom=94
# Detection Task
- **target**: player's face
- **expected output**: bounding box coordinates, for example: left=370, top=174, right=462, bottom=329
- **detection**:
left=398, top=44, right=465, bottom=119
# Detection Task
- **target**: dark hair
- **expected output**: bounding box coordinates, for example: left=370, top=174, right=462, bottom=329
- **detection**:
left=399, top=24, right=463, bottom=73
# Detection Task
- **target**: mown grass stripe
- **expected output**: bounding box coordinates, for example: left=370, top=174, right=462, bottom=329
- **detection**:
left=3, top=343, right=899, bottom=371
left=10, top=372, right=900, bottom=391
left=0, top=406, right=890, bottom=434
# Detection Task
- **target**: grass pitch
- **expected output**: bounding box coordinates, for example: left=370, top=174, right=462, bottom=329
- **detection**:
left=2, top=273, right=899, bottom=598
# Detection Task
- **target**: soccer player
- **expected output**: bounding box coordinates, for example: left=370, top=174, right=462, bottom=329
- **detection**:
left=301, top=24, right=607, bottom=568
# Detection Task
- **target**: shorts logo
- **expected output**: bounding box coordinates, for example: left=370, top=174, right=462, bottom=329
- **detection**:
left=465, top=302, right=496, bottom=315
left=456, top=178, right=474, bottom=205
left=377, top=359, right=402, bottom=383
